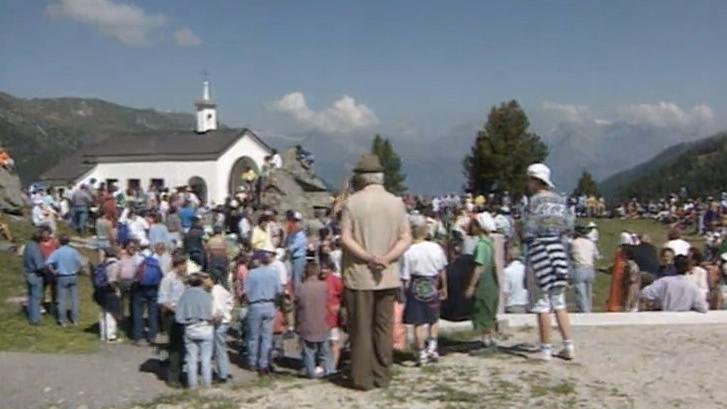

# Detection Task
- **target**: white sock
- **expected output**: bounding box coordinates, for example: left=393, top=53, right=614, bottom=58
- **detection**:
left=541, top=343, right=552, bottom=354
left=563, top=339, right=574, bottom=350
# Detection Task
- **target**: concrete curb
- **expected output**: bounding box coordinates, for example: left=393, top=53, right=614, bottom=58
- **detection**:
left=439, top=310, right=727, bottom=332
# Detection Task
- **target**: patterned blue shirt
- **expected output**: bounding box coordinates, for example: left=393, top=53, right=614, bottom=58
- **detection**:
left=523, top=190, right=574, bottom=241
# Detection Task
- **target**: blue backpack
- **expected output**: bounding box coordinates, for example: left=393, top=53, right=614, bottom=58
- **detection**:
left=138, top=256, right=163, bottom=286
left=117, top=223, right=130, bottom=246
left=92, top=261, right=112, bottom=289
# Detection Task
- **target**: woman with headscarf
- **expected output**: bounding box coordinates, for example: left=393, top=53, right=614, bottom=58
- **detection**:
left=465, top=212, right=499, bottom=349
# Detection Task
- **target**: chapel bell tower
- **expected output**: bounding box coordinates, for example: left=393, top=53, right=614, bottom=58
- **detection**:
left=195, top=79, right=218, bottom=133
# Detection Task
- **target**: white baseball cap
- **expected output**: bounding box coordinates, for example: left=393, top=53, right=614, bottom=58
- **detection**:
left=475, top=212, right=497, bottom=233
left=527, top=163, right=555, bottom=188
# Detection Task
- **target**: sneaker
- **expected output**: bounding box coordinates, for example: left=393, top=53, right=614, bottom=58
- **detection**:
left=427, top=349, right=440, bottom=363
left=533, top=349, right=552, bottom=362
left=416, top=350, right=428, bottom=366
left=556, top=346, right=575, bottom=361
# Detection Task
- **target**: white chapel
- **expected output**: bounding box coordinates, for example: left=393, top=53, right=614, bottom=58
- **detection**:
left=41, top=81, right=273, bottom=205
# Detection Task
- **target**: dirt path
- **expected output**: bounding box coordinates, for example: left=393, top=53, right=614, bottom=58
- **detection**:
left=0, top=341, right=255, bottom=409
left=126, top=324, right=727, bottom=409
left=4, top=324, right=727, bottom=409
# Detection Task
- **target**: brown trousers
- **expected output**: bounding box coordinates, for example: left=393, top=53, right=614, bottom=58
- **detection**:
left=344, top=288, right=396, bottom=390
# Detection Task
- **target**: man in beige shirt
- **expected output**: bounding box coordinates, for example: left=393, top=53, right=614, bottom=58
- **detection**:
left=341, top=153, right=412, bottom=391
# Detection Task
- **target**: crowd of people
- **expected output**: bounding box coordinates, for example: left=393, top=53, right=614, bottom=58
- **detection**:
left=19, top=147, right=727, bottom=391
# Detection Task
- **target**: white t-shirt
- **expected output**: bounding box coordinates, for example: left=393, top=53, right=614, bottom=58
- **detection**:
left=271, top=259, right=289, bottom=286
left=271, top=154, right=283, bottom=168
left=665, top=239, right=691, bottom=257
left=400, top=241, right=447, bottom=281
left=571, top=237, right=597, bottom=268
left=129, top=216, right=150, bottom=246
left=686, top=266, right=709, bottom=300
left=503, top=260, right=528, bottom=307
left=211, top=284, right=234, bottom=324
left=329, top=249, right=342, bottom=274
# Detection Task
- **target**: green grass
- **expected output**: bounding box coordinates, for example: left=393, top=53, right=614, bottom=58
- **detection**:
left=0, top=217, right=100, bottom=353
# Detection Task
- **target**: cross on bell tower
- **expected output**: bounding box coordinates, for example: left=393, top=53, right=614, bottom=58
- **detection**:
left=195, top=72, right=217, bottom=133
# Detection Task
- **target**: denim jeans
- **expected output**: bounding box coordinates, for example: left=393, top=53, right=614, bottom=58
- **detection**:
left=56, top=275, right=79, bottom=325
left=163, top=311, right=185, bottom=385
left=214, top=323, right=230, bottom=380
left=72, top=206, right=88, bottom=236
left=572, top=266, right=595, bottom=313
left=291, top=256, right=306, bottom=294
left=302, top=339, right=333, bottom=378
left=184, top=323, right=214, bottom=388
left=25, top=273, right=43, bottom=325
left=132, top=285, right=159, bottom=342
left=246, top=302, right=276, bottom=370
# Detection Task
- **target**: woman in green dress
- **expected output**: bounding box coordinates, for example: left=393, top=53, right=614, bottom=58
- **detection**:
left=465, top=212, right=499, bottom=347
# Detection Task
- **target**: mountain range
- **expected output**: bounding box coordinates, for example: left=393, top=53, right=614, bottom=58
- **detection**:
left=600, top=131, right=727, bottom=201
left=0, top=91, right=194, bottom=184
left=543, top=121, right=706, bottom=193
left=0, top=91, right=718, bottom=196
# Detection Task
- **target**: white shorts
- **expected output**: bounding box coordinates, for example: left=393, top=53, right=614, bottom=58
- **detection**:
left=531, top=288, right=567, bottom=314
left=328, top=327, right=341, bottom=342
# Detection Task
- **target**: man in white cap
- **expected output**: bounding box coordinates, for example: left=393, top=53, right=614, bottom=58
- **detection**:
left=341, top=153, right=412, bottom=390
left=523, top=163, right=575, bottom=361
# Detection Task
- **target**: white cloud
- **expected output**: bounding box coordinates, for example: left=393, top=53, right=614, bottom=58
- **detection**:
left=46, top=0, right=167, bottom=46
left=272, top=92, right=379, bottom=133
left=174, top=27, right=201, bottom=47
left=619, top=102, right=714, bottom=127
left=541, top=101, right=590, bottom=123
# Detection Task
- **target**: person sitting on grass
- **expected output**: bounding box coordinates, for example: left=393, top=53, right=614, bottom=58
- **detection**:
left=640, top=255, right=708, bottom=313
left=175, top=271, right=215, bottom=389
left=401, top=214, right=448, bottom=365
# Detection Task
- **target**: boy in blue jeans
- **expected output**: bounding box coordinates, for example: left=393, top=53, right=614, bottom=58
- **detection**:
left=296, top=262, right=333, bottom=378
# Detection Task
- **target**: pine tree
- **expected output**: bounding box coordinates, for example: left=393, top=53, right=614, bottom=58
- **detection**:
left=371, top=134, right=407, bottom=195
left=463, top=100, right=548, bottom=197
left=573, top=170, right=600, bottom=197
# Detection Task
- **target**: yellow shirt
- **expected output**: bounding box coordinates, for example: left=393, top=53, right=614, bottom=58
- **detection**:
left=242, top=169, right=258, bottom=183
left=250, top=226, right=273, bottom=251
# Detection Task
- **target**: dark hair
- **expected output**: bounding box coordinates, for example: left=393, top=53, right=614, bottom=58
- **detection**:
left=172, top=254, right=188, bottom=267
left=304, top=262, right=320, bottom=279
left=660, top=247, right=675, bottom=257
left=58, top=235, right=70, bottom=246
left=689, top=248, right=704, bottom=264
left=674, top=255, right=690, bottom=274
left=188, top=276, right=203, bottom=287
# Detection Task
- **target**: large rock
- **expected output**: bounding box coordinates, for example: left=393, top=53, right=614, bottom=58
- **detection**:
left=261, top=148, right=333, bottom=218
left=0, top=167, right=25, bottom=215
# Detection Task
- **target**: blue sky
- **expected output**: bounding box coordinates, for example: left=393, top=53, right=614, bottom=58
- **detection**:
left=2, top=0, right=726, bottom=139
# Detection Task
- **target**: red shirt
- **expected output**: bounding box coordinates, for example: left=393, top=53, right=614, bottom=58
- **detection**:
left=39, top=238, right=59, bottom=260
left=324, top=273, right=343, bottom=328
